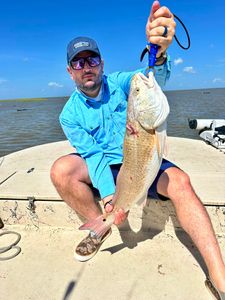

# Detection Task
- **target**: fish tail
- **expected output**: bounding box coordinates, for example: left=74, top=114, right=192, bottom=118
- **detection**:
left=79, top=213, right=115, bottom=239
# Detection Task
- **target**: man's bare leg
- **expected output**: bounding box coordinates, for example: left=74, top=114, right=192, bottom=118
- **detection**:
left=50, top=154, right=101, bottom=221
left=157, top=167, right=225, bottom=292
left=50, top=154, right=113, bottom=261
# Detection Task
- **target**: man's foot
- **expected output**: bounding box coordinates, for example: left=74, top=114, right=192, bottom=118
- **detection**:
left=205, top=277, right=225, bottom=300
left=75, top=229, right=112, bottom=262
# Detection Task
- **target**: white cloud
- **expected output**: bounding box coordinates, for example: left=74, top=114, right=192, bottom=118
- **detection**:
left=217, top=58, right=225, bottom=67
left=183, top=66, right=196, bottom=74
left=174, top=58, right=183, bottom=66
left=213, top=77, right=225, bottom=84
left=0, top=78, right=7, bottom=84
left=48, top=81, right=63, bottom=88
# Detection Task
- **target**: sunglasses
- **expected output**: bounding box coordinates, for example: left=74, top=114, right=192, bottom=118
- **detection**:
left=70, top=55, right=101, bottom=70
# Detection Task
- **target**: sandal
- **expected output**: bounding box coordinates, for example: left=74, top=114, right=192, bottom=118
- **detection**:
left=205, top=277, right=225, bottom=300
left=75, top=228, right=112, bottom=262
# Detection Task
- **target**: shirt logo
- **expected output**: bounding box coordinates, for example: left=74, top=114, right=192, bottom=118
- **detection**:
left=74, top=42, right=89, bottom=49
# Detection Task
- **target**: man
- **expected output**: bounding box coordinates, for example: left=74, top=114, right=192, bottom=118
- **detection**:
left=50, top=1, right=225, bottom=298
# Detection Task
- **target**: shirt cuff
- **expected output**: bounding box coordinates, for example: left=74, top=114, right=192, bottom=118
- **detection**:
left=98, top=178, right=116, bottom=199
left=154, top=54, right=171, bottom=87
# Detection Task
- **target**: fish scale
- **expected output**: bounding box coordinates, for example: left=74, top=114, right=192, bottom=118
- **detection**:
left=114, top=125, right=158, bottom=211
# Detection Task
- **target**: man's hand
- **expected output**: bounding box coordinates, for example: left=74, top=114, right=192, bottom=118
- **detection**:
left=102, top=195, right=128, bottom=225
left=102, top=194, right=114, bottom=213
left=146, top=0, right=176, bottom=57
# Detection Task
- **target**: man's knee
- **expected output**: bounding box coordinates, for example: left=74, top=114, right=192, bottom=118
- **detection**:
left=50, top=156, right=67, bottom=186
left=167, top=168, right=194, bottom=199
left=50, top=154, right=91, bottom=186
left=158, top=167, right=193, bottom=198
left=175, top=170, right=191, bottom=189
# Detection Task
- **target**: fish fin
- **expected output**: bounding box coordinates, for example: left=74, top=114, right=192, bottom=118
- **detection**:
left=79, top=214, right=115, bottom=239
left=155, top=131, right=161, bottom=156
left=155, top=123, right=167, bottom=157
left=163, top=134, right=169, bottom=158
left=136, top=193, right=148, bottom=206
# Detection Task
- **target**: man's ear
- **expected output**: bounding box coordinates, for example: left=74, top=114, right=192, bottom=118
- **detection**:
left=101, top=59, right=104, bottom=71
left=67, top=65, right=74, bottom=80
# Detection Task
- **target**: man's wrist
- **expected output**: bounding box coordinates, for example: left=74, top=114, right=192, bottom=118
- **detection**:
left=155, top=52, right=167, bottom=66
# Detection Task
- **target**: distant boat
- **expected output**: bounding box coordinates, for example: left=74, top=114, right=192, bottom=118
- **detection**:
left=188, top=119, right=225, bottom=149
left=16, top=108, right=29, bottom=112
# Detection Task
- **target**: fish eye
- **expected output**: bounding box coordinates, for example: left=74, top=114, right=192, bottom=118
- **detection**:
left=136, top=88, right=140, bottom=92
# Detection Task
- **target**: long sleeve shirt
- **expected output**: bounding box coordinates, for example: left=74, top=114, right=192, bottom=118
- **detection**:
left=60, top=59, right=171, bottom=199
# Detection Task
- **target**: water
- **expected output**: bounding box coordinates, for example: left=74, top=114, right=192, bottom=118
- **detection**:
left=0, top=89, right=224, bottom=157
left=0, top=97, right=68, bottom=157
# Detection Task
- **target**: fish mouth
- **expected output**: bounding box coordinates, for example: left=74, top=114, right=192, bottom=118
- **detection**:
left=135, top=72, right=154, bottom=88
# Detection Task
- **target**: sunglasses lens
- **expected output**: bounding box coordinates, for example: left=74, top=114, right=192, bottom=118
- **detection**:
left=70, top=55, right=101, bottom=70
left=71, top=58, right=85, bottom=70
left=87, top=56, right=101, bottom=67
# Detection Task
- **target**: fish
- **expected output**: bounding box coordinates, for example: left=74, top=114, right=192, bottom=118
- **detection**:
left=79, top=71, right=170, bottom=238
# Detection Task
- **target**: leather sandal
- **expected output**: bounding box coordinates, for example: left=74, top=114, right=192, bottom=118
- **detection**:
left=75, top=228, right=112, bottom=262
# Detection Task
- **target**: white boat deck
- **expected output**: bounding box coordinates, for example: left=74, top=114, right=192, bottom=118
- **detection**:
left=0, top=137, right=224, bottom=204
left=0, top=137, right=225, bottom=300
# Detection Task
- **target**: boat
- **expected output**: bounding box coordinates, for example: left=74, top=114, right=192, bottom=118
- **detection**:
left=0, top=138, right=225, bottom=299
left=188, top=119, right=225, bottom=149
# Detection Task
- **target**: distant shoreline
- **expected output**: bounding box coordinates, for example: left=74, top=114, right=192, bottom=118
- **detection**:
left=0, top=97, right=48, bottom=102
left=1, top=87, right=225, bottom=102
left=0, top=96, right=69, bottom=102
left=165, top=87, right=225, bottom=93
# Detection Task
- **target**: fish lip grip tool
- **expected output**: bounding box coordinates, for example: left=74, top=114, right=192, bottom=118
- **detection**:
left=147, top=43, right=159, bottom=70
left=140, top=13, right=191, bottom=76
left=140, top=43, right=159, bottom=76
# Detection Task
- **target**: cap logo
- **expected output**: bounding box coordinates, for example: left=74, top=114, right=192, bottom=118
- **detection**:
left=74, top=41, right=90, bottom=49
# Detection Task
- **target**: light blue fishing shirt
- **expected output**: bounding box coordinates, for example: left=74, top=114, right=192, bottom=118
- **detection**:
left=60, top=59, right=171, bottom=199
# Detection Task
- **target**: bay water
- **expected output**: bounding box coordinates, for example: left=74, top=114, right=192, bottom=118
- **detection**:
left=0, top=88, right=224, bottom=158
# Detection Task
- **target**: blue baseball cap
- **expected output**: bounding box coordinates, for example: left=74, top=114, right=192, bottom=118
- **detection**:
left=67, top=36, right=101, bottom=64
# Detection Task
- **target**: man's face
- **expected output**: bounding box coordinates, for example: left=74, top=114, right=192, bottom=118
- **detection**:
left=67, top=50, right=104, bottom=95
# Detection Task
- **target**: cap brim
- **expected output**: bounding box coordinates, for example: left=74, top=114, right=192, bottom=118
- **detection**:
left=68, top=49, right=100, bottom=64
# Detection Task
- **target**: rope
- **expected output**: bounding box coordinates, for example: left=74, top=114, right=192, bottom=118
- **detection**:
left=0, top=231, right=22, bottom=261
left=173, top=14, right=191, bottom=50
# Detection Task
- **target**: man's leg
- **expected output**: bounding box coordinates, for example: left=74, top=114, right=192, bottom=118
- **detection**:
left=50, top=154, right=101, bottom=220
left=50, top=154, right=112, bottom=261
left=157, top=167, right=225, bottom=292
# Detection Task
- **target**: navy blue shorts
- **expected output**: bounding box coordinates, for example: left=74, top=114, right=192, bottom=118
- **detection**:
left=71, top=153, right=177, bottom=200
left=109, top=159, right=177, bottom=200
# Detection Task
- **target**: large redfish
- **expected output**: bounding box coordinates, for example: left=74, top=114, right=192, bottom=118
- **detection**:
left=79, top=72, right=170, bottom=238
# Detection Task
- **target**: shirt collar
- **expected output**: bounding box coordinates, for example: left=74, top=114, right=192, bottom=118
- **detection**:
left=76, top=75, right=116, bottom=106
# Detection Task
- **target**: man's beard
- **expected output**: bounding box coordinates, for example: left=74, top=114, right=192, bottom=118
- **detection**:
left=78, top=74, right=102, bottom=93
left=80, top=81, right=101, bottom=92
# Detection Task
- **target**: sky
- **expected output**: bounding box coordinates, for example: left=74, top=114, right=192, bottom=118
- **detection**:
left=0, top=0, right=225, bottom=100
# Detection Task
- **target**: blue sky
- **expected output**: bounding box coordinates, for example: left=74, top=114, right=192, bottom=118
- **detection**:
left=1, top=0, right=225, bottom=100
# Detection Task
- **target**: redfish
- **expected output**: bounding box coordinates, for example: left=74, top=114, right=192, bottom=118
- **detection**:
left=79, top=72, right=170, bottom=238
